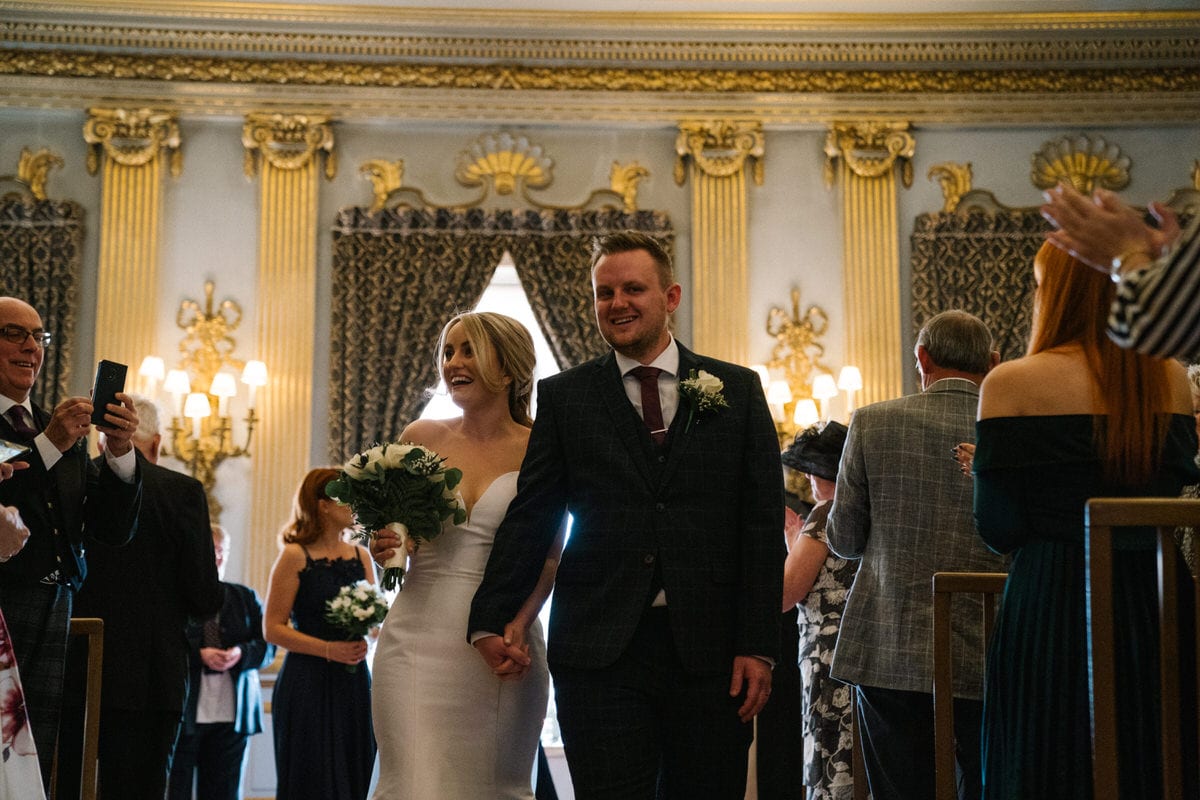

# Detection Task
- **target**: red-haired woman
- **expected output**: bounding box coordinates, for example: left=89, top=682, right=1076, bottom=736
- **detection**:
left=974, top=241, right=1198, bottom=799
left=265, top=468, right=378, bottom=799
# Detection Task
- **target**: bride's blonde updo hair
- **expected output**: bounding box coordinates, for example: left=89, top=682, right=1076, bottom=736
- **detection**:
left=436, top=311, right=536, bottom=427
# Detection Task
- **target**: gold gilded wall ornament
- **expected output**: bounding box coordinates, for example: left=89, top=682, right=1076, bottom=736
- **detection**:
left=673, top=120, right=765, bottom=186
left=3, top=48, right=1199, bottom=101
left=0, top=147, right=64, bottom=201
left=358, top=133, right=648, bottom=213
left=241, top=112, right=336, bottom=179
left=766, top=288, right=831, bottom=402
left=455, top=132, right=551, bottom=196
left=1030, top=133, right=1131, bottom=193
left=82, top=107, right=181, bottom=177
left=927, top=162, right=974, bottom=213
left=361, top=159, right=404, bottom=214
left=823, top=121, right=916, bottom=188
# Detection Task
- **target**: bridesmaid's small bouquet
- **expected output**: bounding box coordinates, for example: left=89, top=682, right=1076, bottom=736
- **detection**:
left=325, top=580, right=390, bottom=673
left=326, top=442, right=467, bottom=591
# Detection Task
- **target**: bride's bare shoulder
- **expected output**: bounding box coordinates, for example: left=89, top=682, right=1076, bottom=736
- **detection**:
left=399, top=417, right=457, bottom=447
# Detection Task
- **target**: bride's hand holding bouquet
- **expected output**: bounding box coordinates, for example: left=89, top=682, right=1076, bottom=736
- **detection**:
left=326, top=442, right=467, bottom=592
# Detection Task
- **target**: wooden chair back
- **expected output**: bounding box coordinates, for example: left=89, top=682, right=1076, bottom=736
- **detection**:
left=51, top=618, right=104, bottom=800
left=1086, top=497, right=1200, bottom=800
left=931, top=572, right=1008, bottom=800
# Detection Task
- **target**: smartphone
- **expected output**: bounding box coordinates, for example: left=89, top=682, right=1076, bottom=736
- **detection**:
left=0, top=438, right=30, bottom=463
left=89, top=359, right=128, bottom=427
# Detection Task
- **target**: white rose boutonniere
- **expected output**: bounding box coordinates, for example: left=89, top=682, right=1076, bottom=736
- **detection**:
left=679, top=369, right=730, bottom=433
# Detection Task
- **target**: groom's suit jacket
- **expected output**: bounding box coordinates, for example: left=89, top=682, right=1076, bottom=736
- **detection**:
left=469, top=343, right=784, bottom=674
left=826, top=378, right=1008, bottom=699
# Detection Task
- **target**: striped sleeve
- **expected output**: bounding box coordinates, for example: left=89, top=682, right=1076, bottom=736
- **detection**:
left=1108, top=214, right=1200, bottom=360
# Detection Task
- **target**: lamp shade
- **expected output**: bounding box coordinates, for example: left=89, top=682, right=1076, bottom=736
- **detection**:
left=793, top=398, right=820, bottom=428
left=138, top=356, right=165, bottom=382
left=241, top=360, right=268, bottom=387
left=838, top=366, right=863, bottom=392
left=209, top=372, right=237, bottom=398
left=766, top=379, right=793, bottom=405
left=163, top=369, right=191, bottom=396
left=749, top=364, right=771, bottom=390
left=811, top=373, right=838, bottom=400
left=183, top=392, right=212, bottom=420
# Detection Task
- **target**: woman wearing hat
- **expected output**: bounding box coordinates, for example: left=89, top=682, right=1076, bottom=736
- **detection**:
left=781, top=422, right=857, bottom=800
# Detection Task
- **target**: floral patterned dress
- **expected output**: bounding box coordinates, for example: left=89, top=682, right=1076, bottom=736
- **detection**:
left=796, top=500, right=859, bottom=800
left=0, top=609, right=43, bottom=799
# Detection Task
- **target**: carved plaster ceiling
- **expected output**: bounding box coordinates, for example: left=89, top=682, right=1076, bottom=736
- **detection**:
left=1, top=0, right=1198, bottom=125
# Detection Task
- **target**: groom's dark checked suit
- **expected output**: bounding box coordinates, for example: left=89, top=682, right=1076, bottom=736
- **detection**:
left=470, top=233, right=783, bottom=799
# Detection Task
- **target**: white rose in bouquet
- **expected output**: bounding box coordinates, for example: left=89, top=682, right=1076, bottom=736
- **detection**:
left=325, top=442, right=467, bottom=591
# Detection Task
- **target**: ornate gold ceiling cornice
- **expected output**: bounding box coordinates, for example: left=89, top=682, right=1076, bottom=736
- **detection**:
left=3, top=4, right=1198, bottom=126
left=3, top=2, right=1198, bottom=35
left=2, top=5, right=1199, bottom=69
left=3, top=50, right=1198, bottom=96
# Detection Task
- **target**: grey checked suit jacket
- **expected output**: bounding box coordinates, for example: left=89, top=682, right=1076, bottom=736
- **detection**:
left=827, top=378, right=1007, bottom=699
left=468, top=344, right=785, bottom=674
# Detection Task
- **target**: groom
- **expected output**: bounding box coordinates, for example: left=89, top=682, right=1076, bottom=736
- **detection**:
left=468, top=232, right=784, bottom=799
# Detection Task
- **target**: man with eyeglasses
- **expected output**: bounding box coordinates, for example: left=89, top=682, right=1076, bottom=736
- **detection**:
left=0, top=296, right=142, bottom=790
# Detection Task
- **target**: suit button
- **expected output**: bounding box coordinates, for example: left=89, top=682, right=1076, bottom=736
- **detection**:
left=657, top=455, right=666, bottom=464
left=655, top=502, right=666, bottom=512
left=643, top=554, right=655, bottom=565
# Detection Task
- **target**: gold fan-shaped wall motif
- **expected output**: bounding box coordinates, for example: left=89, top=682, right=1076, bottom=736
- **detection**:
left=1030, top=134, right=1130, bottom=194
left=455, top=132, right=552, bottom=196
left=360, top=132, right=648, bottom=213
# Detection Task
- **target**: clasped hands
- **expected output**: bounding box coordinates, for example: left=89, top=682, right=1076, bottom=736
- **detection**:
left=44, top=392, right=139, bottom=455
left=473, top=623, right=534, bottom=682
left=199, top=645, right=244, bottom=673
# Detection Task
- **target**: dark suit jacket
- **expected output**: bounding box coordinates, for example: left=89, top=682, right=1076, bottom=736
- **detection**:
left=180, top=581, right=274, bottom=736
left=469, top=344, right=784, bottom=674
left=0, top=402, right=141, bottom=591
left=73, top=455, right=222, bottom=713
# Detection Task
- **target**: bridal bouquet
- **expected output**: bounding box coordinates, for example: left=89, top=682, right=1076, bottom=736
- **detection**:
left=325, top=580, right=390, bottom=673
left=326, top=442, right=466, bottom=591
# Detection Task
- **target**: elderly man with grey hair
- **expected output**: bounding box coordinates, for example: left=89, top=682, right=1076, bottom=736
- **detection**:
left=57, top=393, right=222, bottom=800
left=827, top=310, right=1008, bottom=800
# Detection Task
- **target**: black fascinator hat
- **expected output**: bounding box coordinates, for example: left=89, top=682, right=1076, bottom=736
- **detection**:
left=780, top=421, right=848, bottom=482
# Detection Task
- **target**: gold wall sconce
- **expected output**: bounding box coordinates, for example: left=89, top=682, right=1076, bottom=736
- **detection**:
left=139, top=281, right=267, bottom=520
left=751, top=288, right=861, bottom=448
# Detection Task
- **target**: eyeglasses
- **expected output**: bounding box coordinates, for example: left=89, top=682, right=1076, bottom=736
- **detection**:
left=0, top=325, right=52, bottom=347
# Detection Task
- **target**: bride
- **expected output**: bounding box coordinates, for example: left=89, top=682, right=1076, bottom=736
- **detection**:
left=369, top=311, right=562, bottom=799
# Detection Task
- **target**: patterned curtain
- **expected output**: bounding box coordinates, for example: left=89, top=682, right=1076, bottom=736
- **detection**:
left=910, top=209, right=1047, bottom=363
left=505, top=209, right=674, bottom=369
left=328, top=206, right=673, bottom=462
left=0, top=197, right=83, bottom=404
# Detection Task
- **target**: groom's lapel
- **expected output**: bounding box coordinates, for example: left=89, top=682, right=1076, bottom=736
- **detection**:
left=658, top=345, right=701, bottom=489
left=593, top=353, right=655, bottom=487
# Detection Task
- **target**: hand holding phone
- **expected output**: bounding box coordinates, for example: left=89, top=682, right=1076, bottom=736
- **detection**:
left=90, top=360, right=128, bottom=427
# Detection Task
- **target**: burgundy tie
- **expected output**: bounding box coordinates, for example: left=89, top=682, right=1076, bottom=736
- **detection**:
left=5, top=406, right=37, bottom=442
left=630, top=366, right=666, bottom=446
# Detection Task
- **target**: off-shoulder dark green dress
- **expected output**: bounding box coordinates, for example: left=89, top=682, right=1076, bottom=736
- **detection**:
left=974, top=414, right=1199, bottom=800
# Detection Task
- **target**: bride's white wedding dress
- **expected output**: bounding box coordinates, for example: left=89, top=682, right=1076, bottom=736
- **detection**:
left=371, top=471, right=549, bottom=799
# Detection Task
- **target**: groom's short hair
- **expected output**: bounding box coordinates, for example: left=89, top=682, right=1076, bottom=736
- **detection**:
left=591, top=231, right=674, bottom=290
